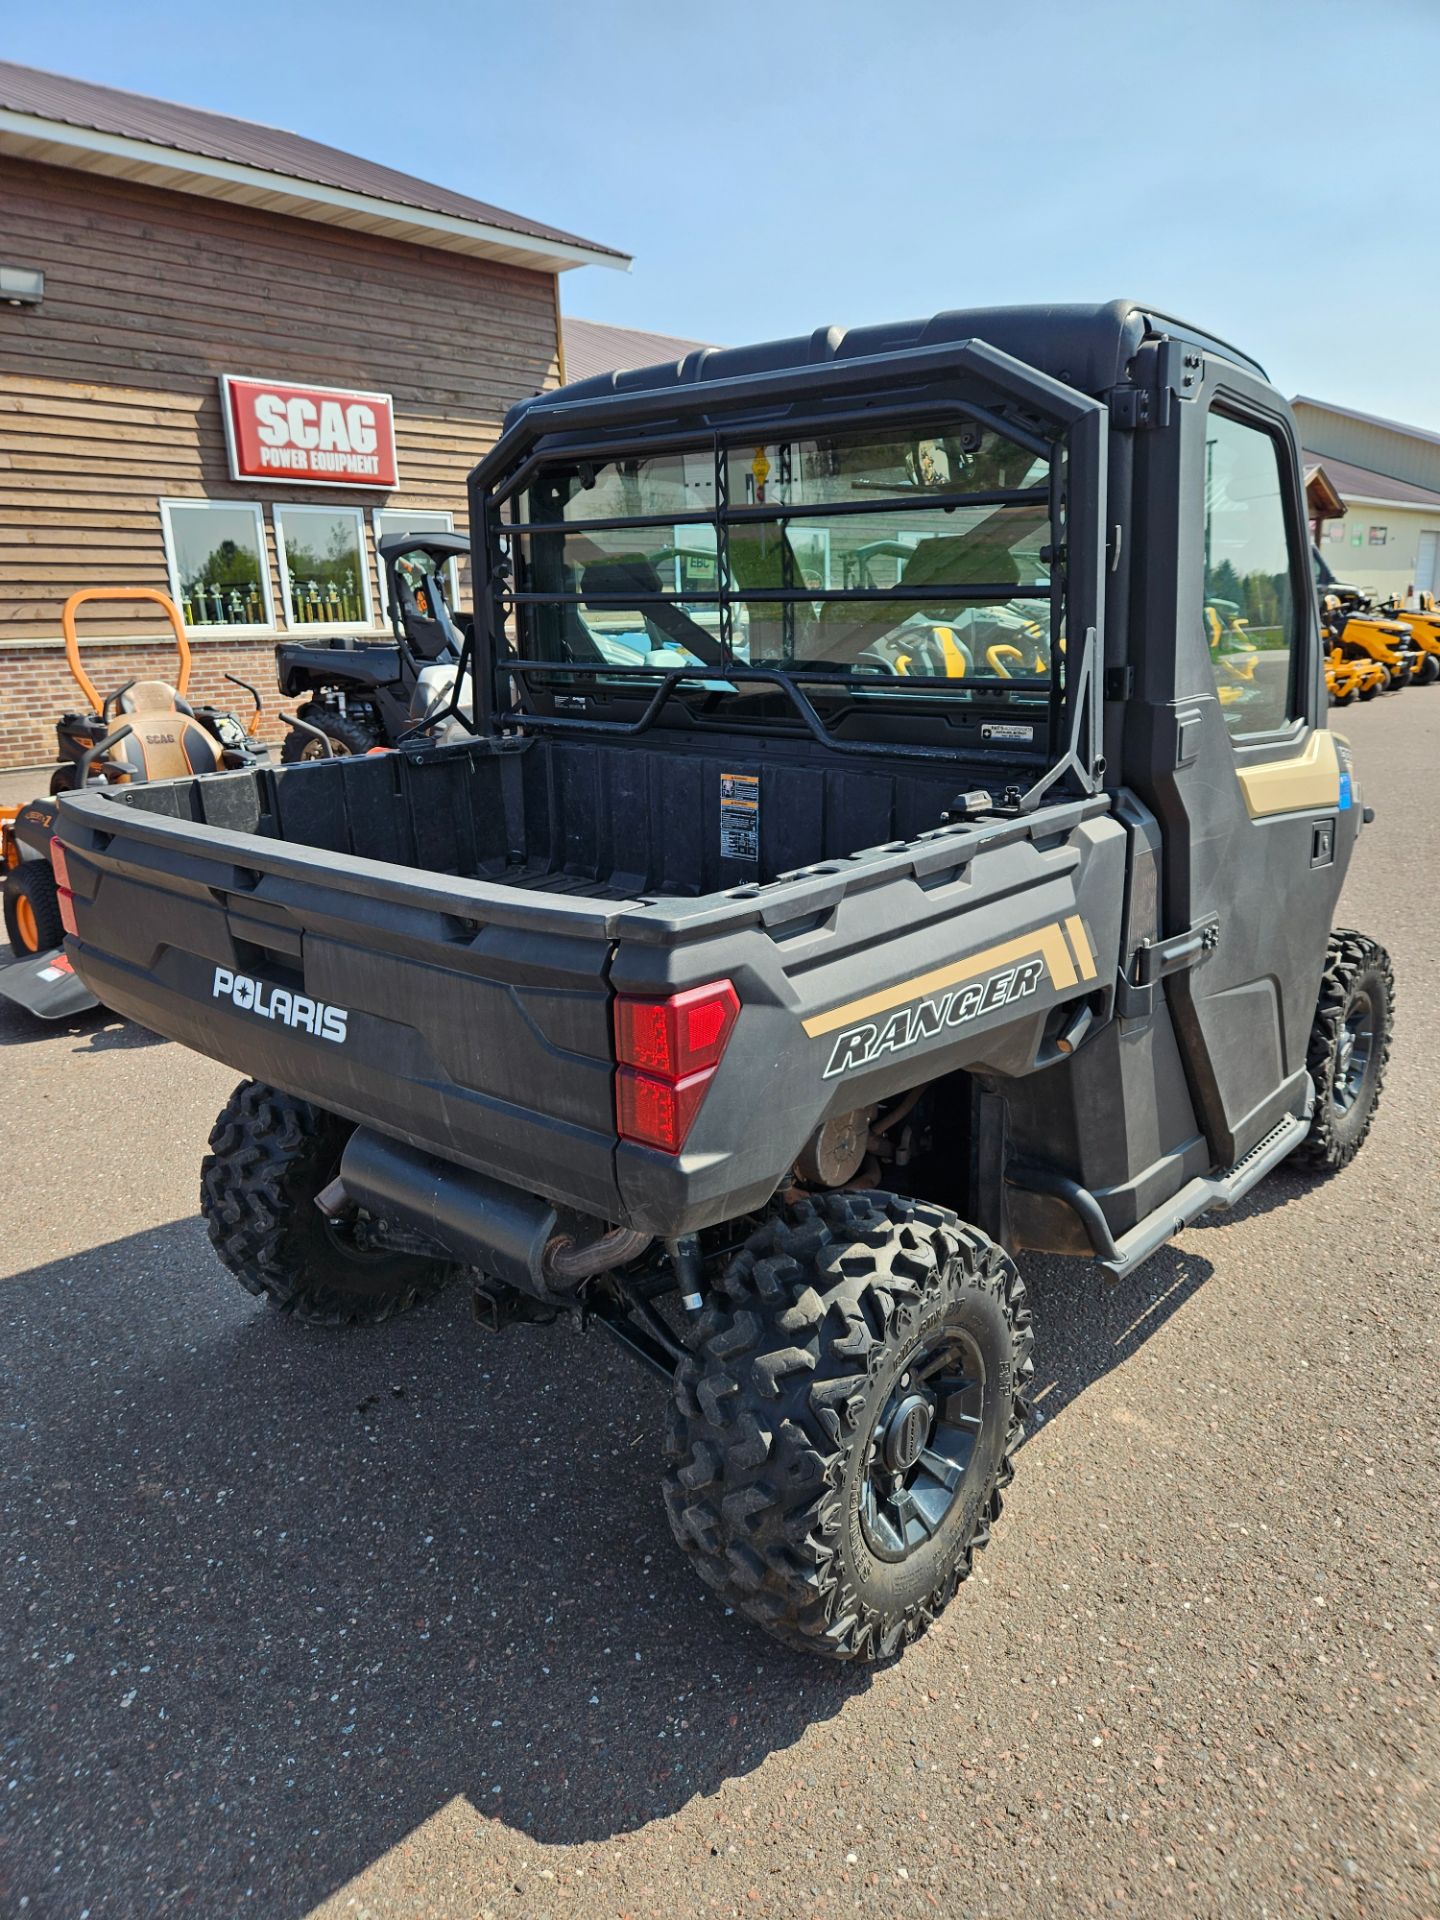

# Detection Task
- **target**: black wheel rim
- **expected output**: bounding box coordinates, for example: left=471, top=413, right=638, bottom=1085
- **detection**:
left=1333, top=989, right=1377, bottom=1115
left=859, top=1323, right=986, bottom=1563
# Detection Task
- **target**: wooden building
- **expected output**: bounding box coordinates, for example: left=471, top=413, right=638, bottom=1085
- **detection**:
left=0, top=60, right=626, bottom=768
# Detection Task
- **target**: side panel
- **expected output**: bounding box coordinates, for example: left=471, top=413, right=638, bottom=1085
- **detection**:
left=610, top=815, right=1129, bottom=1234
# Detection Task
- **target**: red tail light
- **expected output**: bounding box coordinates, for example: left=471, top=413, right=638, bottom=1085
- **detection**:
left=615, top=980, right=739, bottom=1152
left=615, top=980, right=739, bottom=1079
left=49, top=839, right=78, bottom=938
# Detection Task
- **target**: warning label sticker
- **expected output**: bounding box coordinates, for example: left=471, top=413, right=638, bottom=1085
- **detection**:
left=981, top=722, right=1035, bottom=743
left=719, top=771, right=760, bottom=862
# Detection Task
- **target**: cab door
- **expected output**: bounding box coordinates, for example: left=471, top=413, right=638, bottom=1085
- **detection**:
left=1130, top=369, right=1354, bottom=1169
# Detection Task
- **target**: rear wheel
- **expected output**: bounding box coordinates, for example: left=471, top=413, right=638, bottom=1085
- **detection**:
left=200, top=1080, right=454, bottom=1326
left=279, top=704, right=383, bottom=762
left=663, top=1191, right=1032, bottom=1663
left=4, top=861, right=63, bottom=956
left=1298, top=931, right=1393, bottom=1173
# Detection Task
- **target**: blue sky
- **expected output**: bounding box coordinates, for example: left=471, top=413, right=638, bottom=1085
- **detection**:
left=6, top=0, right=1439, bottom=425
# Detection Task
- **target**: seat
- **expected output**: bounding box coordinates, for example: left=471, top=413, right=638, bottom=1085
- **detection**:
left=105, top=680, right=222, bottom=780
left=579, top=556, right=725, bottom=664
left=813, top=533, right=1023, bottom=665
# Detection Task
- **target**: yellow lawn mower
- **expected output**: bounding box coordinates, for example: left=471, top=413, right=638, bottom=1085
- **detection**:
left=1326, top=647, right=1387, bottom=705
left=1374, top=594, right=1440, bottom=685
left=1204, top=604, right=1279, bottom=715
left=1320, top=594, right=1422, bottom=690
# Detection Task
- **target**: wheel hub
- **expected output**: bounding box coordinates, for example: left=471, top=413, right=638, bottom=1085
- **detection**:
left=883, top=1393, right=934, bottom=1472
left=860, top=1327, right=988, bottom=1564
left=1334, top=991, right=1375, bottom=1114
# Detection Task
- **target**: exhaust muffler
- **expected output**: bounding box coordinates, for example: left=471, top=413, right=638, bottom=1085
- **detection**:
left=318, top=1128, right=649, bottom=1300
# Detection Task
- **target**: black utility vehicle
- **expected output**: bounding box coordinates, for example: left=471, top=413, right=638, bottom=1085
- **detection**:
left=274, top=531, right=472, bottom=756
left=56, top=304, right=1392, bottom=1663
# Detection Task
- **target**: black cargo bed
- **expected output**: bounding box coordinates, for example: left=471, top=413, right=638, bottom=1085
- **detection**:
left=89, top=731, right=977, bottom=901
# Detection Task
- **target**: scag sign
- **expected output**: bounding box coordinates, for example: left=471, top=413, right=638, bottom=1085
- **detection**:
left=220, top=375, right=399, bottom=489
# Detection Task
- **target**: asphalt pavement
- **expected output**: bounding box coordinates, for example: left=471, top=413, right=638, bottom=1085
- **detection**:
left=1, top=693, right=1436, bottom=1919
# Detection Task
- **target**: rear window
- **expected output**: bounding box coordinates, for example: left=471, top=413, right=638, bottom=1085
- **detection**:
left=501, top=420, right=1056, bottom=698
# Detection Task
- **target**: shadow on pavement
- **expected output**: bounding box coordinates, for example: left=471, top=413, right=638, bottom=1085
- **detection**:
left=3, top=1214, right=1212, bottom=1913
left=1020, top=1241, right=1214, bottom=1434
left=0, top=985, right=165, bottom=1052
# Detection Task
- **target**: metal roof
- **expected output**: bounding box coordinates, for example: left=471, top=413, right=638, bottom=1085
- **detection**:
left=1300, top=450, right=1440, bottom=509
left=0, top=59, right=629, bottom=274
left=562, top=316, right=714, bottom=383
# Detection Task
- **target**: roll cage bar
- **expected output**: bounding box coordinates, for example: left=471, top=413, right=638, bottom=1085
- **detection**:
left=446, top=338, right=1107, bottom=799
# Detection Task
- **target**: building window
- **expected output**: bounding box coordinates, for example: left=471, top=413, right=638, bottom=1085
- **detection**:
left=372, top=508, right=458, bottom=619
left=160, top=500, right=273, bottom=630
left=275, top=504, right=372, bottom=629
left=1368, top=525, right=1388, bottom=547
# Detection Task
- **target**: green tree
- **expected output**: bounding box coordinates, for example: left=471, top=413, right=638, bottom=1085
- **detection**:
left=284, top=519, right=361, bottom=591
left=188, top=538, right=260, bottom=589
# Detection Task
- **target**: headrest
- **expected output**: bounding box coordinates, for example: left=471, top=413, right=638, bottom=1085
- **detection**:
left=120, top=680, right=193, bottom=716
left=901, top=534, right=1022, bottom=590
left=581, top=555, right=665, bottom=598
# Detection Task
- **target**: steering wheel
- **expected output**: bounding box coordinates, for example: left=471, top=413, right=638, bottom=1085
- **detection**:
left=855, top=636, right=908, bottom=675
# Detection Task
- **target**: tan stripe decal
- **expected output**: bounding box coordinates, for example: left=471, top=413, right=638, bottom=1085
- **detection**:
left=802, top=923, right=1078, bottom=1038
left=1236, top=729, right=1341, bottom=819
left=1063, top=913, right=1097, bottom=981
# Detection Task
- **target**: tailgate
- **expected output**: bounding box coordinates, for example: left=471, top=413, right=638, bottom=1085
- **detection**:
left=57, top=785, right=623, bottom=1219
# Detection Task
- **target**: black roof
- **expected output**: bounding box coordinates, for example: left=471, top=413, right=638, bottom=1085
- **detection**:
left=508, top=300, right=1267, bottom=431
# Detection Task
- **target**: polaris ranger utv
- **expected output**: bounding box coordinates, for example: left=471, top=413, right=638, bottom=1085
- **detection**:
left=54, top=303, right=1392, bottom=1664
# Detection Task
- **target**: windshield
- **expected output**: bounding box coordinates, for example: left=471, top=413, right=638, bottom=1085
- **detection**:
left=500, top=419, right=1058, bottom=698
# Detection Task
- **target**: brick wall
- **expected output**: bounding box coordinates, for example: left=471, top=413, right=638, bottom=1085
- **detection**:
left=0, top=635, right=289, bottom=768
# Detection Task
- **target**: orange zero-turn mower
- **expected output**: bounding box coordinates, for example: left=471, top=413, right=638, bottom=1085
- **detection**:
left=0, top=588, right=268, bottom=1020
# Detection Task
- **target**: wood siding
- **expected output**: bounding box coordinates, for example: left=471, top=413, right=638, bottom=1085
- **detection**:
left=0, top=154, right=560, bottom=654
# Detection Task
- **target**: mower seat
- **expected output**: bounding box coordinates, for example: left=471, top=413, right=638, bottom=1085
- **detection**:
left=106, top=680, right=222, bottom=780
